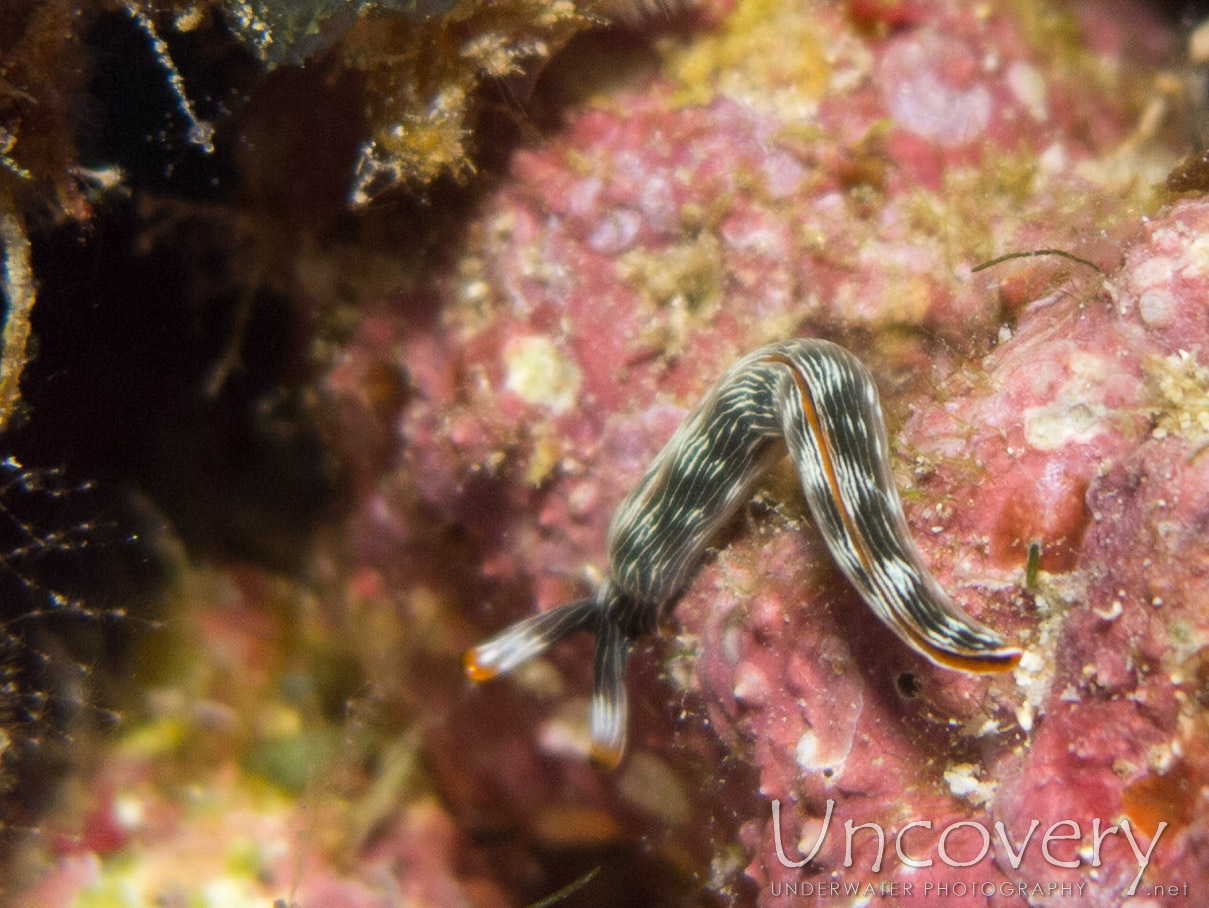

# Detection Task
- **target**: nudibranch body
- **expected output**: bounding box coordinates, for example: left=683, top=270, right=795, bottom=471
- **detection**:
left=465, top=339, right=1023, bottom=767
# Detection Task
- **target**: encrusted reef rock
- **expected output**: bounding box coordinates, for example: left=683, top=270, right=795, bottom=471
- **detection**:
left=14, top=0, right=1209, bottom=905
left=717, top=198, right=1209, bottom=906
left=326, top=0, right=1209, bottom=904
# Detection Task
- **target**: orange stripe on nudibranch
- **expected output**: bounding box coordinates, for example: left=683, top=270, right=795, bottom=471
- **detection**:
left=762, top=351, right=869, bottom=570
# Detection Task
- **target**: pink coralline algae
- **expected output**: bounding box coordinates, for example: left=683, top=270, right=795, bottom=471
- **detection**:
left=712, top=199, right=1209, bottom=906
left=14, top=565, right=516, bottom=908
left=322, top=0, right=1209, bottom=906
left=12, top=0, right=1207, bottom=906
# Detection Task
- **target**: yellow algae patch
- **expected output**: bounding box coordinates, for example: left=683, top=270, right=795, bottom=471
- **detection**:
left=617, top=233, right=724, bottom=314
left=75, top=777, right=296, bottom=908
left=525, top=426, right=564, bottom=486
left=358, top=86, right=475, bottom=192
left=503, top=334, right=582, bottom=413
left=665, top=0, right=831, bottom=114
left=1147, top=349, right=1209, bottom=441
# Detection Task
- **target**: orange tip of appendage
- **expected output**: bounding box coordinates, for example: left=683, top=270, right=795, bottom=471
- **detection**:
left=463, top=649, right=499, bottom=682
left=589, top=741, right=625, bottom=771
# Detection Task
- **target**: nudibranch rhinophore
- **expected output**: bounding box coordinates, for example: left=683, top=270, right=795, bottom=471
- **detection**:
left=464, top=339, right=1023, bottom=768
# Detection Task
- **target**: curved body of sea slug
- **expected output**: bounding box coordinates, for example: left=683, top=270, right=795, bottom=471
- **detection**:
left=465, top=338, right=1023, bottom=767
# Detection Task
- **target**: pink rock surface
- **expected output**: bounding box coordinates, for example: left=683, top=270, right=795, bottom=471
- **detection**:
left=13, top=564, right=513, bottom=908
left=20, top=2, right=1205, bottom=906
left=709, top=199, right=1209, bottom=906
left=322, top=0, right=1207, bottom=905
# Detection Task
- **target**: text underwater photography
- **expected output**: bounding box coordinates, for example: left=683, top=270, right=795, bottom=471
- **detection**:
left=763, top=798, right=1187, bottom=902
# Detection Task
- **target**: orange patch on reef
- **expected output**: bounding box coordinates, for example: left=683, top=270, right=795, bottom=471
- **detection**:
left=1123, top=763, right=1199, bottom=840
left=989, top=474, right=1090, bottom=572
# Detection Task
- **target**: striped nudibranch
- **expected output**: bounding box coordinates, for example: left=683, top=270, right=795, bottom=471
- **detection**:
left=464, top=339, right=1023, bottom=768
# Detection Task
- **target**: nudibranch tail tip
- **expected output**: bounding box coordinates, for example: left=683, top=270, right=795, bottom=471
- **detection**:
left=463, top=597, right=599, bottom=684
left=925, top=643, right=1024, bottom=674
left=589, top=742, right=625, bottom=771
left=462, top=649, right=499, bottom=682
left=988, top=646, right=1025, bottom=673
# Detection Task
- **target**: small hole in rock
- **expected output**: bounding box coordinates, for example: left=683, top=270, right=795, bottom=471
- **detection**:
left=896, top=672, right=921, bottom=698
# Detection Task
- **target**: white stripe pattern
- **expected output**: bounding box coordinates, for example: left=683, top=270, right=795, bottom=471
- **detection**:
left=465, top=339, right=1023, bottom=767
